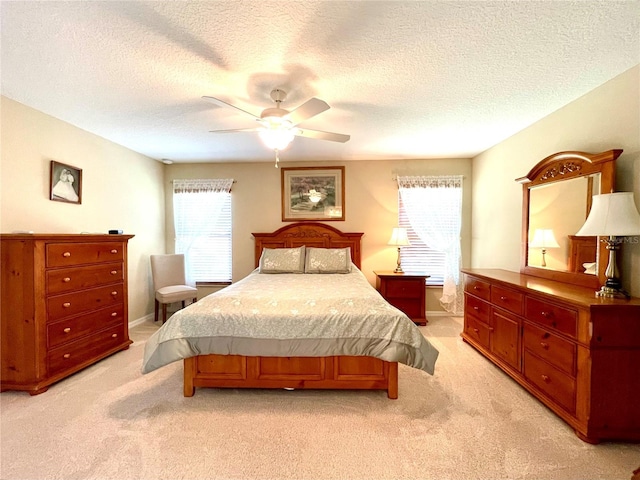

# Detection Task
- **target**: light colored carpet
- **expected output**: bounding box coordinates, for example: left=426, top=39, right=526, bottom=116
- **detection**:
left=1, top=316, right=638, bottom=480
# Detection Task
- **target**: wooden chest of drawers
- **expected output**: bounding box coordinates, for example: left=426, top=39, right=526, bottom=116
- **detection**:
left=1, top=234, right=134, bottom=395
left=374, top=271, right=428, bottom=325
left=461, top=268, right=640, bottom=443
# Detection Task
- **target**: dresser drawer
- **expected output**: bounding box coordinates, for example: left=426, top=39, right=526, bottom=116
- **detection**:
left=46, top=263, right=124, bottom=295
left=46, top=242, right=124, bottom=267
left=47, top=284, right=124, bottom=321
left=464, top=315, right=491, bottom=349
left=384, top=279, right=423, bottom=298
left=525, top=297, right=577, bottom=338
left=47, top=305, right=124, bottom=348
left=524, top=350, right=576, bottom=414
left=47, top=324, right=126, bottom=377
left=464, top=276, right=490, bottom=301
left=464, top=294, right=490, bottom=324
left=523, top=323, right=576, bottom=376
left=491, top=286, right=523, bottom=316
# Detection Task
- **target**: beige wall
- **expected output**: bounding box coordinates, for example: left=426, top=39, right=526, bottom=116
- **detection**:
left=0, top=96, right=166, bottom=322
left=471, top=65, right=640, bottom=297
left=164, top=159, right=473, bottom=312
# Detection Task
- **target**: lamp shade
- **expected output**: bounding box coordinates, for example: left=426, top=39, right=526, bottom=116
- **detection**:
left=388, top=227, right=410, bottom=246
left=529, top=229, right=560, bottom=248
left=576, top=192, right=640, bottom=236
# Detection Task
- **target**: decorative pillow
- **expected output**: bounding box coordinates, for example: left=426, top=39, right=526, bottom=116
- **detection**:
left=583, top=262, right=597, bottom=275
left=259, top=246, right=306, bottom=274
left=305, top=247, right=351, bottom=274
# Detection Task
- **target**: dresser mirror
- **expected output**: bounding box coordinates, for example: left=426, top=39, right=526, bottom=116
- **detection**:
left=516, top=150, right=621, bottom=288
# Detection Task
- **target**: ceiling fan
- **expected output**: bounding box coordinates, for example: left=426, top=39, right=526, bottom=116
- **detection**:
left=203, top=89, right=350, bottom=166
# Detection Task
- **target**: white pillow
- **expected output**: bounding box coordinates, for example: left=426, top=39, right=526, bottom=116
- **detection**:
left=259, top=246, right=306, bottom=273
left=583, top=262, right=597, bottom=275
left=304, top=247, right=351, bottom=274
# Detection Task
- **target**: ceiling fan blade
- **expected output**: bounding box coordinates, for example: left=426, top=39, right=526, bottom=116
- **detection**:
left=295, top=128, right=350, bottom=143
left=209, top=128, right=261, bottom=133
left=286, top=98, right=330, bottom=125
left=202, top=96, right=260, bottom=119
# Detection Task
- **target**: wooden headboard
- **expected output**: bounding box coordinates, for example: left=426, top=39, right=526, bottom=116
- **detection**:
left=252, top=223, right=364, bottom=269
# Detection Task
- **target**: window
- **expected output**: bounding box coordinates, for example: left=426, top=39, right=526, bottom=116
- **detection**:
left=398, top=195, right=446, bottom=285
left=173, top=179, right=233, bottom=284
left=397, top=175, right=463, bottom=314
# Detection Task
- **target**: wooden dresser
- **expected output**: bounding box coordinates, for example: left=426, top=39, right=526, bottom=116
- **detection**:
left=1, top=234, right=134, bottom=395
left=461, top=268, right=640, bottom=443
left=375, top=271, right=428, bottom=325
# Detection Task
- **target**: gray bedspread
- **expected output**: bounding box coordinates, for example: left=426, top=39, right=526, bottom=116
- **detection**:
left=141, top=266, right=439, bottom=375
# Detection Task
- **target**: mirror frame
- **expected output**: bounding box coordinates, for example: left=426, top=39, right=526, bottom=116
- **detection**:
left=516, top=149, right=622, bottom=288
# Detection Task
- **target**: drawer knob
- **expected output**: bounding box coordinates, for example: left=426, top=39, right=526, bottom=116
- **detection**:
left=540, top=342, right=549, bottom=349
left=62, top=252, right=71, bottom=258
left=111, top=291, right=118, bottom=296
left=488, top=327, right=494, bottom=332
left=63, top=302, right=71, bottom=308
left=63, top=327, right=71, bottom=333
left=541, top=374, right=550, bottom=382
left=111, top=333, right=118, bottom=338
left=63, top=353, right=71, bottom=359
left=63, top=277, right=71, bottom=283
left=110, top=249, right=118, bottom=254
left=473, top=306, right=479, bottom=311
left=473, top=328, right=479, bottom=333
left=111, top=312, right=118, bottom=317
left=541, top=311, right=551, bottom=318
left=500, top=296, right=507, bottom=301
left=473, top=286, right=479, bottom=290
left=110, top=270, right=117, bottom=275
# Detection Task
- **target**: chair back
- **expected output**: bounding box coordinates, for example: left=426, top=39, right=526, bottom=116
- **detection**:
left=150, top=254, right=187, bottom=290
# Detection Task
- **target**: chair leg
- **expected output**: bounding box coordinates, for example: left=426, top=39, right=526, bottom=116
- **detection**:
left=162, top=303, right=168, bottom=324
left=154, top=300, right=159, bottom=322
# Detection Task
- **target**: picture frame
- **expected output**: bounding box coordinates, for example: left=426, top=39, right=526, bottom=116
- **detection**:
left=281, top=166, right=345, bottom=221
left=50, top=160, right=82, bottom=204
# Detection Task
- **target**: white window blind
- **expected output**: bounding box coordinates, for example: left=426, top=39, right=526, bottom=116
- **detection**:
left=173, top=179, right=233, bottom=284
left=398, top=195, right=446, bottom=285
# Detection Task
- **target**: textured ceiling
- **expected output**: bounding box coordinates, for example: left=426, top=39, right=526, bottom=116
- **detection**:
left=1, top=1, right=638, bottom=164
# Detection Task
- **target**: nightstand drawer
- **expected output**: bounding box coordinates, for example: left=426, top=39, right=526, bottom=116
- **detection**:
left=464, top=294, right=490, bottom=324
left=524, top=350, right=576, bottom=414
left=523, top=323, right=576, bottom=376
left=385, top=279, right=423, bottom=298
left=387, top=298, right=422, bottom=319
left=526, top=297, right=577, bottom=338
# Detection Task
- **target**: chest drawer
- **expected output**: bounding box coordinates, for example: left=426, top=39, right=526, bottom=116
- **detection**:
left=46, top=242, right=124, bottom=268
left=523, top=323, right=576, bottom=376
left=47, top=324, right=126, bottom=377
left=464, top=314, right=491, bottom=349
left=464, top=294, right=490, bottom=324
left=46, top=263, right=124, bottom=295
left=47, top=284, right=124, bottom=321
left=525, top=297, right=577, bottom=338
left=384, top=278, right=423, bottom=298
left=491, top=286, right=523, bottom=316
left=464, top=276, right=490, bottom=301
left=47, top=305, right=124, bottom=348
left=524, top=350, right=576, bottom=414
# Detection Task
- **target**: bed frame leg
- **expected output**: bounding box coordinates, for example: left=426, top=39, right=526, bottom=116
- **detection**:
left=183, top=358, right=195, bottom=397
left=387, top=362, right=398, bottom=399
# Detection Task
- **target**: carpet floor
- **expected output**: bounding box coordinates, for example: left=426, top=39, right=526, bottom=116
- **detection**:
left=1, top=316, right=638, bottom=480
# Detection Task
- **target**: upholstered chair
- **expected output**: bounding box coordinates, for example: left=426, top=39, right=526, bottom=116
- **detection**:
left=150, top=254, right=198, bottom=324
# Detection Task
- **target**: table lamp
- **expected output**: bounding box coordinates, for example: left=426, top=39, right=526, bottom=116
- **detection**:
left=388, top=227, right=410, bottom=273
left=575, top=192, right=640, bottom=298
left=529, top=228, right=560, bottom=267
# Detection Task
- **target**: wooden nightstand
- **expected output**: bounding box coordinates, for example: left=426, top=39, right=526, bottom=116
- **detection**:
left=374, top=271, right=429, bottom=325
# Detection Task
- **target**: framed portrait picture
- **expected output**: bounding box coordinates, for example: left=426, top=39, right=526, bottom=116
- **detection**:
left=281, top=166, right=345, bottom=221
left=50, top=161, right=82, bottom=204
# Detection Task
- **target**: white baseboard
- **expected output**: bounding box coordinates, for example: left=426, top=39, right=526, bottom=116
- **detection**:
left=129, top=313, right=154, bottom=328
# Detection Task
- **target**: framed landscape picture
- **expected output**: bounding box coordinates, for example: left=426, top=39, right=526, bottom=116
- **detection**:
left=281, top=166, right=345, bottom=221
left=50, top=160, right=82, bottom=204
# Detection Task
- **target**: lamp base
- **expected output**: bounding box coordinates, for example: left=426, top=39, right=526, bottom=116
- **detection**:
left=394, top=267, right=404, bottom=274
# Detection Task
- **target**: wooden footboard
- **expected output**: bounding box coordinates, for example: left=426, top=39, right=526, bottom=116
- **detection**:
left=184, top=354, right=398, bottom=399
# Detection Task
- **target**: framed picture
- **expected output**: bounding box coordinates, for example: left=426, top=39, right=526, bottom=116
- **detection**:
left=281, top=166, right=345, bottom=221
left=50, top=161, right=82, bottom=204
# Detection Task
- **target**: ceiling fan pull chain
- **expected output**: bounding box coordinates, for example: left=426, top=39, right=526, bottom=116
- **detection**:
left=274, top=149, right=280, bottom=168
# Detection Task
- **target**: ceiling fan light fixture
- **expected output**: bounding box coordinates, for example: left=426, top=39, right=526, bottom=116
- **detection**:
left=258, top=122, right=296, bottom=151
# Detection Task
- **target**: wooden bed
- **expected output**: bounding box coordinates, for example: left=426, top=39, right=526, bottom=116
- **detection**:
left=183, top=223, right=399, bottom=398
